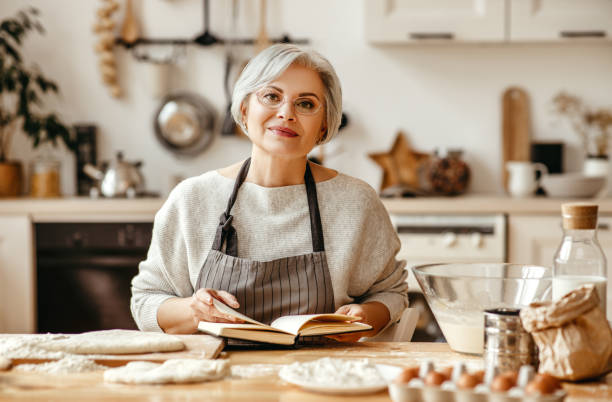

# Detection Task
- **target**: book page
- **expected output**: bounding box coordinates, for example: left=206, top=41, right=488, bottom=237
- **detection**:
left=210, top=299, right=292, bottom=335
left=211, top=299, right=264, bottom=326
left=270, top=314, right=362, bottom=336
left=211, top=299, right=367, bottom=336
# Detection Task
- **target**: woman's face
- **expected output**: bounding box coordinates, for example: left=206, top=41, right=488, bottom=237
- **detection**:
left=242, top=64, right=327, bottom=159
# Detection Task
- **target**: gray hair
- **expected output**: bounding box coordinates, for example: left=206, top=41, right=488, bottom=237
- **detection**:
left=231, top=44, right=342, bottom=145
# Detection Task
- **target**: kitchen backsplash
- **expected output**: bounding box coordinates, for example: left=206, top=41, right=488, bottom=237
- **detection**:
left=3, top=0, right=612, bottom=197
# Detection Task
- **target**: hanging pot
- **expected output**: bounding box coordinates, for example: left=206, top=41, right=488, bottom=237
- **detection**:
left=153, top=92, right=216, bottom=157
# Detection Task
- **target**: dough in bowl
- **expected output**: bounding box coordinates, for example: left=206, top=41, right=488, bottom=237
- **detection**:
left=104, top=359, right=229, bottom=384
left=41, top=329, right=185, bottom=355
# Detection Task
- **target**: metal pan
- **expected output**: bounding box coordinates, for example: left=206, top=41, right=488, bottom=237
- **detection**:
left=153, top=92, right=215, bottom=156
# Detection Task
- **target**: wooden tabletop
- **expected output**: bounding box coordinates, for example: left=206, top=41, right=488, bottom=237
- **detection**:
left=1, top=342, right=611, bottom=401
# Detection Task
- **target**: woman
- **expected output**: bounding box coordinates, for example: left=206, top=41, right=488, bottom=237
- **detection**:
left=131, top=44, right=408, bottom=341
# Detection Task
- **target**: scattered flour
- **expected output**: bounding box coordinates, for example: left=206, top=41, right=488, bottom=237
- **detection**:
left=0, top=355, right=11, bottom=370
left=15, top=355, right=106, bottom=374
left=278, top=358, right=384, bottom=388
left=0, top=334, right=67, bottom=359
left=104, top=359, right=229, bottom=384
left=230, top=364, right=285, bottom=379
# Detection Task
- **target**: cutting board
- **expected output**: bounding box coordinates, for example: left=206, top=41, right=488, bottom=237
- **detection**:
left=3, top=334, right=225, bottom=368
left=502, top=87, right=531, bottom=190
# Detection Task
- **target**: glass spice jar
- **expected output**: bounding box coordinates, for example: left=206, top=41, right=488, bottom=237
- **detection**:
left=30, top=157, right=61, bottom=198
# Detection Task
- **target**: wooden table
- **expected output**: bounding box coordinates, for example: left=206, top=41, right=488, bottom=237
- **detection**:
left=1, top=342, right=611, bottom=401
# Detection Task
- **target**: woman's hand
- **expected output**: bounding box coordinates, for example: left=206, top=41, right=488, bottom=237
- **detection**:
left=158, top=289, right=243, bottom=334
left=189, top=288, right=244, bottom=324
left=327, top=301, right=390, bottom=342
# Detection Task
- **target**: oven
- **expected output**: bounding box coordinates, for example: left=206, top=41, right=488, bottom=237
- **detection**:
left=390, top=214, right=507, bottom=341
left=35, top=222, right=152, bottom=333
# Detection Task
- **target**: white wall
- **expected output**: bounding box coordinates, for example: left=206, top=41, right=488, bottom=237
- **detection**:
left=3, top=0, right=612, bottom=197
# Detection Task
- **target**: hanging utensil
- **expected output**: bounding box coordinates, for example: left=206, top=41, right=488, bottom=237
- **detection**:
left=120, top=0, right=139, bottom=44
left=194, top=0, right=219, bottom=46
left=221, top=0, right=239, bottom=136
left=255, top=0, right=271, bottom=53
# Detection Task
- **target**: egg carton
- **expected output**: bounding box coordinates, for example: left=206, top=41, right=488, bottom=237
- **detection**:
left=387, top=361, right=566, bottom=402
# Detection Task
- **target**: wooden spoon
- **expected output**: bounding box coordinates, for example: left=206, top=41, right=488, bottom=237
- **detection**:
left=121, top=0, right=139, bottom=44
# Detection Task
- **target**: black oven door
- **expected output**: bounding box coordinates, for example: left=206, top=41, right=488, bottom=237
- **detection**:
left=36, top=223, right=152, bottom=334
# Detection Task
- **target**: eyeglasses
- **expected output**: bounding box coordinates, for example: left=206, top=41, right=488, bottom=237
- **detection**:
left=254, top=87, right=323, bottom=115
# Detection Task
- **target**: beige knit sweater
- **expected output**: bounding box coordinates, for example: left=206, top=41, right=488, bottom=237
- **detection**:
left=130, top=170, right=409, bottom=332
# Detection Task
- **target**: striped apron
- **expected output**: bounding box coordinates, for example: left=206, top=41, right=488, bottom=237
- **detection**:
left=195, top=157, right=335, bottom=325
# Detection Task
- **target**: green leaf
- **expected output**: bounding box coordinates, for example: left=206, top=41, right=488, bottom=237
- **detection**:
left=0, top=36, right=22, bottom=63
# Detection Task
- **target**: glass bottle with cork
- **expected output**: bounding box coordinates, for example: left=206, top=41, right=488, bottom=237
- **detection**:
left=553, top=203, right=607, bottom=316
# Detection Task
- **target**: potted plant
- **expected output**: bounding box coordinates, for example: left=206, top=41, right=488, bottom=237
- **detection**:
left=552, top=92, right=612, bottom=177
left=0, top=7, right=75, bottom=197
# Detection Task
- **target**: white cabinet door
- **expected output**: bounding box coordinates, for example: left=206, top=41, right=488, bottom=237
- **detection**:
left=365, top=0, right=506, bottom=43
left=0, top=215, right=36, bottom=333
left=509, top=215, right=612, bottom=318
left=510, top=0, right=612, bottom=41
left=508, top=215, right=561, bottom=267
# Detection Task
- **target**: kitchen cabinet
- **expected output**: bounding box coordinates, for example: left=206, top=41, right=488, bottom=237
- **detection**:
left=365, top=0, right=612, bottom=44
left=510, top=0, right=612, bottom=42
left=0, top=215, right=35, bottom=333
left=364, top=0, right=506, bottom=43
left=508, top=215, right=612, bottom=317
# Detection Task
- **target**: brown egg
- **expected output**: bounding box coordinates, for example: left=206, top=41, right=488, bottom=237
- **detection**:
left=456, top=373, right=480, bottom=389
left=534, top=373, right=561, bottom=391
left=439, top=366, right=453, bottom=381
left=472, top=370, right=485, bottom=384
left=525, top=378, right=556, bottom=395
left=424, top=371, right=446, bottom=387
left=491, top=374, right=515, bottom=392
left=500, top=370, right=518, bottom=385
left=394, top=367, right=420, bottom=384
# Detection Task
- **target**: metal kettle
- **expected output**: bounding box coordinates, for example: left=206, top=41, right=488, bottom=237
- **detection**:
left=83, top=152, right=145, bottom=198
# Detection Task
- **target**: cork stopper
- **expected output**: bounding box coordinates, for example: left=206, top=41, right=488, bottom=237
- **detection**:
left=561, top=203, right=598, bottom=230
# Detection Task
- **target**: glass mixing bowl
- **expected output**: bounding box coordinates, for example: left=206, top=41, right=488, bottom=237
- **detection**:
left=412, top=263, right=552, bottom=355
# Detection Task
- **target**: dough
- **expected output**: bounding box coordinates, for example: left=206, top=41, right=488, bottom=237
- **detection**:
left=15, top=355, right=105, bottom=374
left=41, top=330, right=185, bottom=355
left=103, top=359, right=229, bottom=384
left=0, top=355, right=11, bottom=370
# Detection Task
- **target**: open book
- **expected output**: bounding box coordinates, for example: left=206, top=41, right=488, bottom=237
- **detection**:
left=197, top=299, right=372, bottom=345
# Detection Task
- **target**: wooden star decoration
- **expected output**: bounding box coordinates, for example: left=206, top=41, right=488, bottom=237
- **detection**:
left=368, top=131, right=430, bottom=191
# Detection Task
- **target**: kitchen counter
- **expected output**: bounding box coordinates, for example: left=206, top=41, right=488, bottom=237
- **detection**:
left=0, top=342, right=610, bottom=401
left=2, top=195, right=612, bottom=220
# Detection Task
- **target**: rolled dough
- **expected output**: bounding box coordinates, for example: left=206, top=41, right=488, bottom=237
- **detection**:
left=41, top=330, right=185, bottom=355
left=103, top=359, right=229, bottom=384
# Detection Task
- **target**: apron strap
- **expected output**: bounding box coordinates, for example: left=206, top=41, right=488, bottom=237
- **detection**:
left=212, top=158, right=251, bottom=255
left=213, top=157, right=325, bottom=255
left=304, top=162, right=325, bottom=252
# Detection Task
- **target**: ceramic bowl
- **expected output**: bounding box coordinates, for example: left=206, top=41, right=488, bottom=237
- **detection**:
left=540, top=173, right=606, bottom=198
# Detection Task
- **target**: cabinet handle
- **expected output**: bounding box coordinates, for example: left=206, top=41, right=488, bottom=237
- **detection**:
left=598, top=223, right=609, bottom=231
left=409, top=32, right=454, bottom=40
left=560, top=30, right=606, bottom=38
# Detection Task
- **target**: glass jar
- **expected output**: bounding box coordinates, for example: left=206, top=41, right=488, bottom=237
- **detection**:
left=427, top=148, right=471, bottom=195
left=30, top=157, right=61, bottom=198
left=553, top=203, right=607, bottom=316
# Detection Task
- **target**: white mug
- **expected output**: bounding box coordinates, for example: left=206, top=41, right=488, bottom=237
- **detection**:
left=506, top=161, right=548, bottom=197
